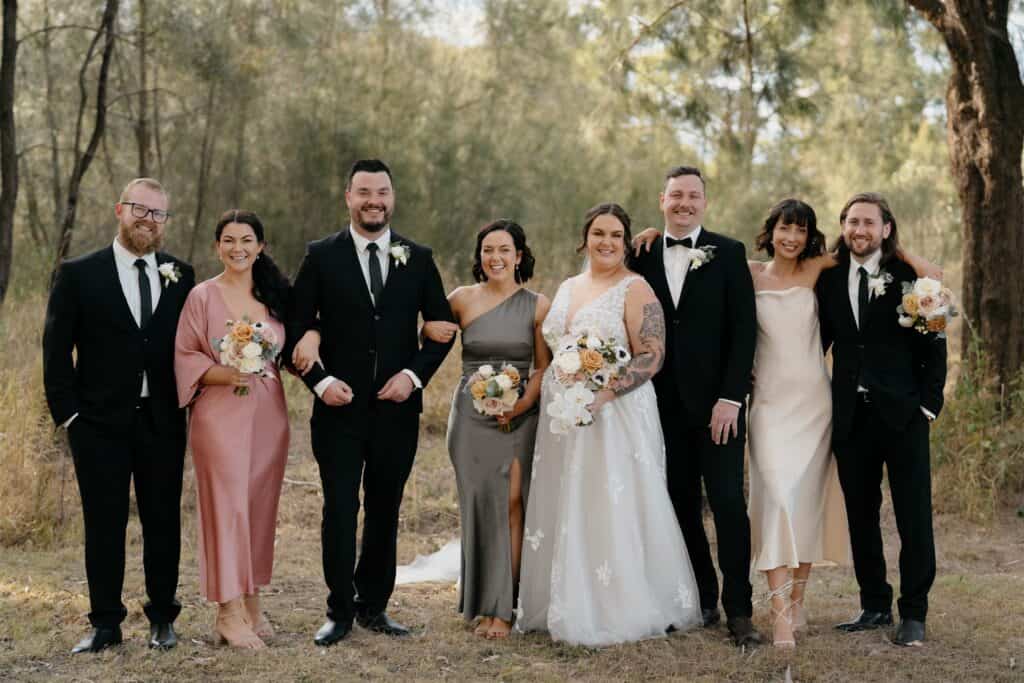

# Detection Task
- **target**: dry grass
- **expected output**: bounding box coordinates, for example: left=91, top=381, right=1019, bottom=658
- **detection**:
left=2, top=277, right=1023, bottom=680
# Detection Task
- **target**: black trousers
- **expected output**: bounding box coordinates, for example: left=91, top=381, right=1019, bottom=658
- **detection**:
left=658, top=387, right=753, bottom=618
left=833, top=396, right=935, bottom=621
left=311, top=406, right=419, bottom=624
left=67, top=402, right=185, bottom=628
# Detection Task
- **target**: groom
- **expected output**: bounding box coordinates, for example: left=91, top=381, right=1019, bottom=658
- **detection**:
left=287, top=159, right=455, bottom=645
left=816, top=193, right=946, bottom=646
left=631, top=166, right=761, bottom=646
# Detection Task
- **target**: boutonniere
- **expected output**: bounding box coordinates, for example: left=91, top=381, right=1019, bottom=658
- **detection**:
left=158, top=262, right=181, bottom=285
left=389, top=242, right=411, bottom=267
left=867, top=269, right=893, bottom=300
left=689, top=245, right=717, bottom=271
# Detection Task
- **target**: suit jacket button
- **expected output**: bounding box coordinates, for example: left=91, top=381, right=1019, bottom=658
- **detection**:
left=374, top=314, right=382, bottom=321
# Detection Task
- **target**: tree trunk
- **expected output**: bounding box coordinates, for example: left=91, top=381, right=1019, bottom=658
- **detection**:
left=50, top=0, right=119, bottom=281
left=0, top=0, right=19, bottom=307
left=41, top=0, right=62, bottom=236
left=188, top=80, right=219, bottom=263
left=906, top=0, right=1024, bottom=383
left=135, top=0, right=150, bottom=176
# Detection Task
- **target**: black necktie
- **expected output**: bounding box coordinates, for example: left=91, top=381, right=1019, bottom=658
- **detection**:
left=135, top=259, right=152, bottom=327
left=857, top=266, right=869, bottom=331
left=366, top=243, right=384, bottom=304
left=666, top=236, right=694, bottom=249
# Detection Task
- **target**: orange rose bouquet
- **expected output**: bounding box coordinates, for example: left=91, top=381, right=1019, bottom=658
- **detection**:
left=212, top=317, right=281, bottom=395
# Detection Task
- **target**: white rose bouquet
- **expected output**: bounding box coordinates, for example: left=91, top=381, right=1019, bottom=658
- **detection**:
left=896, top=277, right=957, bottom=338
left=547, top=331, right=631, bottom=434
left=212, top=317, right=281, bottom=395
left=467, top=363, right=522, bottom=432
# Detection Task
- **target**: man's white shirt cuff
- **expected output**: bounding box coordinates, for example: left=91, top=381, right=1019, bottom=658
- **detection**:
left=921, top=406, right=936, bottom=421
left=314, top=376, right=337, bottom=399
left=718, top=398, right=743, bottom=408
left=61, top=413, right=78, bottom=429
left=402, top=369, right=423, bottom=390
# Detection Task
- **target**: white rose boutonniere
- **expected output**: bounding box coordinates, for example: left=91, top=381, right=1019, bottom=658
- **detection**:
left=689, top=245, right=717, bottom=271
left=867, top=269, right=894, bottom=300
left=158, top=262, right=181, bottom=285
left=389, top=243, right=411, bottom=267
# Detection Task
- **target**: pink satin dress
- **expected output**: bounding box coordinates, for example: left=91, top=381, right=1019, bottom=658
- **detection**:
left=174, top=279, right=289, bottom=603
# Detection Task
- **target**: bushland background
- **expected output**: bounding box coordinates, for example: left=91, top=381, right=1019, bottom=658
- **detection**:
left=0, top=1, right=1022, bottom=680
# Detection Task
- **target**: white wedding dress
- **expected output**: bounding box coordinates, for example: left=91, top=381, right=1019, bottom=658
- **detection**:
left=516, top=274, right=702, bottom=646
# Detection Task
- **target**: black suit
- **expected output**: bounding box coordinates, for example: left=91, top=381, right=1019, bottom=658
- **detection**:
left=816, top=255, right=946, bottom=621
left=287, top=228, right=454, bottom=623
left=633, top=229, right=757, bottom=618
left=43, top=245, right=194, bottom=628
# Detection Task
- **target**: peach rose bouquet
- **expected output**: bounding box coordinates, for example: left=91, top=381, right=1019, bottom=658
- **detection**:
left=467, top=363, right=522, bottom=432
left=212, top=317, right=281, bottom=395
left=897, top=277, right=957, bottom=339
left=547, top=330, right=631, bottom=434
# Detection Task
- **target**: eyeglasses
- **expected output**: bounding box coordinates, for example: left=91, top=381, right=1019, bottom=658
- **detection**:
left=122, top=202, right=171, bottom=223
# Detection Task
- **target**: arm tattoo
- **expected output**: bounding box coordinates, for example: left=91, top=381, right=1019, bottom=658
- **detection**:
left=612, top=301, right=666, bottom=398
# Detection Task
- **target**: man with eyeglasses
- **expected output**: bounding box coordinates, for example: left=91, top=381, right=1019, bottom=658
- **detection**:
left=43, top=178, right=195, bottom=653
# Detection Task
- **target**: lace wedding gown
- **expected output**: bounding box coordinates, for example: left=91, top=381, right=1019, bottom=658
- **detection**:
left=516, top=274, right=701, bottom=646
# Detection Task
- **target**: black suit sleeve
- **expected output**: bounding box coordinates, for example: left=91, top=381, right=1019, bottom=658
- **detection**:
left=286, top=244, right=329, bottom=392
left=42, top=262, right=81, bottom=426
left=719, top=241, right=757, bottom=403
left=914, top=323, right=947, bottom=417
left=408, top=249, right=455, bottom=386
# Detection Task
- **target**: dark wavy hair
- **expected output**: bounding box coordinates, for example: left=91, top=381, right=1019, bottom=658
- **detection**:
left=832, top=192, right=902, bottom=265
left=472, top=219, right=535, bottom=284
left=755, top=198, right=826, bottom=261
left=576, top=203, right=636, bottom=269
left=214, top=210, right=291, bottom=322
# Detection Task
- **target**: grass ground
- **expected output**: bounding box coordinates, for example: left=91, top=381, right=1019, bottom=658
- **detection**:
left=1, top=413, right=1022, bottom=682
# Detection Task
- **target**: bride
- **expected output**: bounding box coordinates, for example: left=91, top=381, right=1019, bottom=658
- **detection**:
left=516, top=203, right=702, bottom=646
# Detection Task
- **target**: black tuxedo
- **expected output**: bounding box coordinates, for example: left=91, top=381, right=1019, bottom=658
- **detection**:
left=43, top=244, right=194, bottom=628
left=816, top=255, right=947, bottom=621
left=287, top=228, right=454, bottom=623
left=632, top=229, right=757, bottom=618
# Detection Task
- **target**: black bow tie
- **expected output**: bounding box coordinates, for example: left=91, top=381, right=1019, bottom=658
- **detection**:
left=666, top=236, right=694, bottom=249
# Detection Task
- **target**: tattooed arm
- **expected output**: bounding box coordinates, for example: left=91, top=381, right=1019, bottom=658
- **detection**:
left=590, top=279, right=666, bottom=412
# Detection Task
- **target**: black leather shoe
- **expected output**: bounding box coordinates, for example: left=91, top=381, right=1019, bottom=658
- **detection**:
left=834, top=610, right=893, bottom=632
left=726, top=617, right=764, bottom=647
left=148, top=623, right=177, bottom=650
left=892, top=619, right=926, bottom=646
left=701, top=608, right=721, bottom=628
left=71, top=627, right=123, bottom=654
left=356, top=611, right=410, bottom=636
left=314, top=619, right=353, bottom=646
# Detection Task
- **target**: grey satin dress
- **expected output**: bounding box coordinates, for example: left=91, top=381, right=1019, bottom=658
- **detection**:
left=446, top=288, right=539, bottom=622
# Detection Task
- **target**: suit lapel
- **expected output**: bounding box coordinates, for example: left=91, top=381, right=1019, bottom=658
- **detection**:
left=337, top=229, right=375, bottom=311
left=102, top=247, right=142, bottom=330
left=834, top=263, right=860, bottom=335
left=675, top=228, right=712, bottom=311
left=148, top=253, right=172, bottom=326
left=376, top=231, right=409, bottom=309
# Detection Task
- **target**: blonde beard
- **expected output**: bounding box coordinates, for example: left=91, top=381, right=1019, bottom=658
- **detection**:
left=119, top=222, right=163, bottom=255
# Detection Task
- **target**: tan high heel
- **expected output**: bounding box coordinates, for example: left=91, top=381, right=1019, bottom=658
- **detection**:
left=244, top=593, right=274, bottom=640
left=767, top=586, right=795, bottom=649
left=213, top=598, right=266, bottom=649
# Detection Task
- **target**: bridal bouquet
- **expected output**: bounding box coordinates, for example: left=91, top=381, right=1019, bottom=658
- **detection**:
left=468, top=363, right=522, bottom=432
left=547, top=331, right=631, bottom=435
left=897, top=277, right=957, bottom=339
left=212, top=318, right=280, bottom=395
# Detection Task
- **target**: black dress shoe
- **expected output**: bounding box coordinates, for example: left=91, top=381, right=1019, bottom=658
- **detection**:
left=834, top=610, right=893, bottom=632
left=892, top=619, right=926, bottom=646
left=356, top=611, right=410, bottom=636
left=726, top=617, right=764, bottom=647
left=314, top=619, right=353, bottom=646
left=148, top=623, right=177, bottom=650
left=701, top=608, right=721, bottom=628
left=71, top=627, right=123, bottom=654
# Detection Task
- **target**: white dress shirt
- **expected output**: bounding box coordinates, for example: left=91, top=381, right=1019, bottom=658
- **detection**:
left=313, top=225, right=422, bottom=399
left=847, top=249, right=934, bottom=420
left=63, top=239, right=160, bottom=428
left=847, top=249, right=883, bottom=330
left=663, top=225, right=702, bottom=307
